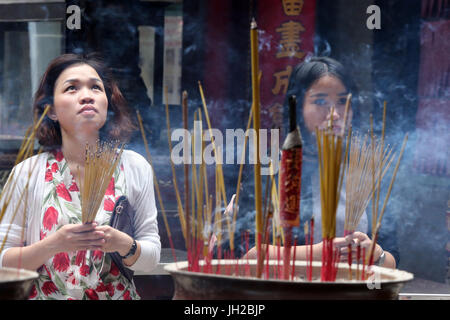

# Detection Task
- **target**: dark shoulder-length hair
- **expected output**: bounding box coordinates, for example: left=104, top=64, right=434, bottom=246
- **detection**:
left=33, top=53, right=136, bottom=149
left=283, top=56, right=358, bottom=151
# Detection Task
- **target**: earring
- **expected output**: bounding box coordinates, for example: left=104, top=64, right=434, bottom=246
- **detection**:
left=45, top=104, right=57, bottom=122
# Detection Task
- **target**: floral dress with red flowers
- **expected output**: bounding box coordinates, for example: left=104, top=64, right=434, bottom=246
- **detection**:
left=29, top=150, right=140, bottom=300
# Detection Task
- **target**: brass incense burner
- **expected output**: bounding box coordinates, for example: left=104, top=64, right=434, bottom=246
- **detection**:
left=165, top=260, right=413, bottom=300
left=0, top=267, right=38, bottom=300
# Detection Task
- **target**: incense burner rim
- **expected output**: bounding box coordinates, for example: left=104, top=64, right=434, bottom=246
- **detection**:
left=164, top=259, right=414, bottom=285
left=0, top=267, right=39, bottom=283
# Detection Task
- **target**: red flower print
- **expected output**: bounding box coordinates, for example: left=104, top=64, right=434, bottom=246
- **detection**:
left=103, top=198, right=115, bottom=211
left=53, top=252, right=70, bottom=272
left=45, top=169, right=53, bottom=182
left=40, top=230, right=47, bottom=240
left=75, top=250, right=86, bottom=266
left=110, top=261, right=120, bottom=276
left=51, top=162, right=58, bottom=173
left=54, top=150, right=64, bottom=162
left=116, top=283, right=125, bottom=291
left=92, top=250, right=103, bottom=261
left=96, top=282, right=107, bottom=292
left=29, top=284, right=37, bottom=299
left=95, top=282, right=115, bottom=296
left=42, top=281, right=58, bottom=296
left=56, top=182, right=72, bottom=202
left=123, top=290, right=131, bottom=300
left=68, top=182, right=79, bottom=192
left=68, top=272, right=77, bottom=285
left=79, top=264, right=90, bottom=277
left=106, top=283, right=115, bottom=297
left=43, top=206, right=58, bottom=231
left=85, top=289, right=99, bottom=300
left=105, top=177, right=115, bottom=196
left=46, top=161, right=50, bottom=169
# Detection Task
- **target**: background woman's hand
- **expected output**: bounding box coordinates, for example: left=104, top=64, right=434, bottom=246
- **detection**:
left=334, top=231, right=383, bottom=263
left=49, top=222, right=105, bottom=253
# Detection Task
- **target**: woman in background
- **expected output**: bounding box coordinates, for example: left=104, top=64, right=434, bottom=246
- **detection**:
left=247, top=57, right=398, bottom=268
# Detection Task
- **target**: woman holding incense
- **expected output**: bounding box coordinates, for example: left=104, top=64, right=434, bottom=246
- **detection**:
left=247, top=57, right=398, bottom=268
left=0, top=53, right=160, bottom=299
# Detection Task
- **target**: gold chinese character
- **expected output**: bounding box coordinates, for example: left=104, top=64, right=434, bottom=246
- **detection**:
left=272, top=65, right=292, bottom=95
left=276, top=21, right=305, bottom=59
left=285, top=178, right=300, bottom=194
left=282, top=0, right=304, bottom=16
left=286, top=194, right=299, bottom=212
left=269, top=103, right=283, bottom=128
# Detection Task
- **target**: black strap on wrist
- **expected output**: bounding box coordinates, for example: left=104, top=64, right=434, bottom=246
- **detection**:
left=119, top=239, right=137, bottom=259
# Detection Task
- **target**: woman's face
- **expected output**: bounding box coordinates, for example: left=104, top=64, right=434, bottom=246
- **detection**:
left=302, top=75, right=352, bottom=135
left=51, top=63, right=108, bottom=140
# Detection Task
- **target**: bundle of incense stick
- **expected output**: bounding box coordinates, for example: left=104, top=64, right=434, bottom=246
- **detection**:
left=365, top=114, right=408, bottom=268
left=315, top=120, right=347, bottom=281
left=81, top=140, right=124, bottom=224
left=344, top=131, right=396, bottom=235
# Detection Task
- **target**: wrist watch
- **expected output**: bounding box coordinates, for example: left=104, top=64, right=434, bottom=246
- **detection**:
left=375, top=249, right=385, bottom=266
left=119, top=239, right=137, bottom=259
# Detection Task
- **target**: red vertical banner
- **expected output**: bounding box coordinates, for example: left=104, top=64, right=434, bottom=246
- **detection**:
left=203, top=1, right=231, bottom=128
left=257, top=0, right=316, bottom=130
left=413, top=19, right=450, bottom=176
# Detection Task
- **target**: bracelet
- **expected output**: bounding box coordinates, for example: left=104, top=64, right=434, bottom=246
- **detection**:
left=119, top=239, right=137, bottom=259
left=374, top=249, right=385, bottom=266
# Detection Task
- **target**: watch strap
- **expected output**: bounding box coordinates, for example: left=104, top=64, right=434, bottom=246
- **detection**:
left=119, top=239, right=137, bottom=259
left=375, top=249, right=386, bottom=266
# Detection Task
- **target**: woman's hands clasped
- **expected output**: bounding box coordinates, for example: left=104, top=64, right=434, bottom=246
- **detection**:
left=94, top=225, right=134, bottom=257
left=333, top=231, right=383, bottom=263
left=49, top=222, right=105, bottom=253
left=48, top=222, right=133, bottom=257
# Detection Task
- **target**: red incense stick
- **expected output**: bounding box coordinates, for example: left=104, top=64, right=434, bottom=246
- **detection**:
left=356, top=243, right=361, bottom=280
left=348, top=243, right=353, bottom=280
left=291, top=237, right=297, bottom=280
left=362, top=247, right=366, bottom=280
left=309, top=218, right=314, bottom=281
left=305, top=224, right=309, bottom=281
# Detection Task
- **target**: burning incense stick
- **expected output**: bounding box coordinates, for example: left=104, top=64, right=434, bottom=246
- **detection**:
left=230, top=107, right=253, bottom=251
left=361, top=102, right=408, bottom=266
left=198, top=82, right=227, bottom=204
left=250, top=18, right=263, bottom=275
left=164, top=86, right=187, bottom=244
left=136, top=110, right=177, bottom=262
left=182, top=91, right=191, bottom=253
left=367, top=133, right=408, bottom=265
